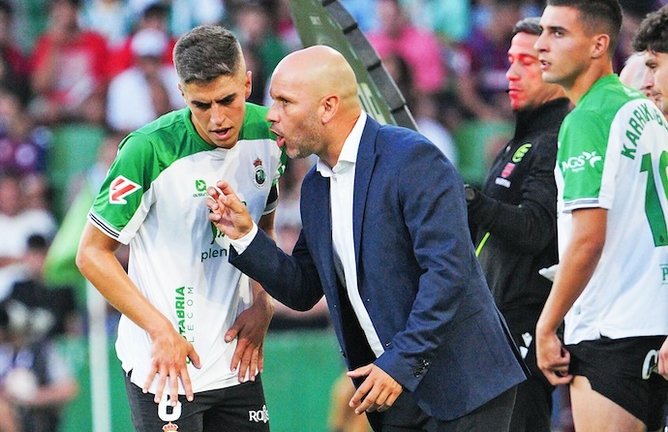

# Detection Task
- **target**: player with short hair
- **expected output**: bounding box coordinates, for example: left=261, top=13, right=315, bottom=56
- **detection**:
left=76, top=25, right=284, bottom=432
left=534, top=1, right=668, bottom=431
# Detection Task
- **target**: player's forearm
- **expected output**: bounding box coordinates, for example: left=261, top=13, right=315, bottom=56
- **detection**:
left=77, top=229, right=172, bottom=338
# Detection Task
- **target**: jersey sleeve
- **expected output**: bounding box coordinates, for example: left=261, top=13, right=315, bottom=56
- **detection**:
left=263, top=146, right=287, bottom=214
left=557, top=109, right=610, bottom=212
left=88, top=133, right=157, bottom=244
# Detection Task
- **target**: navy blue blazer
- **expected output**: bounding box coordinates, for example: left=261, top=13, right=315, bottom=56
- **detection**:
left=231, top=117, right=526, bottom=421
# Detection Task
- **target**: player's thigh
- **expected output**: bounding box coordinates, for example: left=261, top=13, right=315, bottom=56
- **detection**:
left=570, top=375, right=645, bottom=432
left=202, top=378, right=269, bottom=432
left=125, top=373, right=206, bottom=432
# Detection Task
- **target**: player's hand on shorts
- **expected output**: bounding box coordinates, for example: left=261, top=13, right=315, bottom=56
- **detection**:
left=536, top=330, right=572, bottom=385
left=225, top=290, right=273, bottom=382
left=206, top=181, right=254, bottom=240
left=347, top=364, right=403, bottom=415
left=143, top=324, right=201, bottom=405
left=658, top=336, right=668, bottom=380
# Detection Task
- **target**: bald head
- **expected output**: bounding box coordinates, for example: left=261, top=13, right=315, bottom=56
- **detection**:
left=267, top=46, right=363, bottom=166
left=272, top=45, right=360, bottom=111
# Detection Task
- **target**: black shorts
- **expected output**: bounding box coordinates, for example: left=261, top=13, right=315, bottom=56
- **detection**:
left=567, top=336, right=668, bottom=430
left=124, top=371, right=270, bottom=432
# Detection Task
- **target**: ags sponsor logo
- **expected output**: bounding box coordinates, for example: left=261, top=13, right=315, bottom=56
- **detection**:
left=560, top=151, right=602, bottom=173
left=108, top=176, right=141, bottom=204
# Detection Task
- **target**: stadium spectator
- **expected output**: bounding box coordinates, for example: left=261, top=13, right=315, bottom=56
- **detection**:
left=534, top=1, right=668, bottom=431
left=80, top=0, right=134, bottom=50
left=367, top=0, right=447, bottom=96
left=169, top=0, right=226, bottom=38
left=77, top=25, right=283, bottom=431
left=0, top=171, right=56, bottom=301
left=233, top=2, right=289, bottom=106
left=0, top=298, right=78, bottom=432
left=29, top=0, right=109, bottom=125
left=0, top=90, right=50, bottom=176
left=466, top=17, right=570, bottom=432
left=207, top=45, right=526, bottom=432
left=0, top=0, right=30, bottom=104
left=454, top=0, right=523, bottom=121
left=6, top=234, right=79, bottom=338
left=106, top=28, right=184, bottom=133
left=108, top=2, right=177, bottom=77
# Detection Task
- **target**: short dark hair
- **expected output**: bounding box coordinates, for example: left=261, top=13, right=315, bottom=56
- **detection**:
left=173, top=25, right=244, bottom=85
left=512, top=17, right=542, bottom=37
left=547, top=0, right=623, bottom=53
left=632, top=5, right=668, bottom=54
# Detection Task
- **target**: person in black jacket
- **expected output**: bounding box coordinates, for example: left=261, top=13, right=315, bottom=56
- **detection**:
left=465, top=17, right=570, bottom=432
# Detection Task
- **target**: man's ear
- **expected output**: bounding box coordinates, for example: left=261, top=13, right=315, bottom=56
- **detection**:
left=320, top=94, right=339, bottom=124
left=245, top=70, right=253, bottom=100
left=591, top=33, right=610, bottom=59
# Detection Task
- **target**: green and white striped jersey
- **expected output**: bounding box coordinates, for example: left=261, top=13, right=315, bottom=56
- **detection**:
left=88, top=103, right=285, bottom=393
left=556, top=74, right=668, bottom=344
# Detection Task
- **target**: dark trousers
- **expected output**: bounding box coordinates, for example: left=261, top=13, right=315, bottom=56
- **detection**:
left=367, top=386, right=517, bottom=432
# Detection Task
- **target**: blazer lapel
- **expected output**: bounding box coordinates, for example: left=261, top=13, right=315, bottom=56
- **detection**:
left=352, top=118, right=380, bottom=267
left=302, top=171, right=339, bottom=296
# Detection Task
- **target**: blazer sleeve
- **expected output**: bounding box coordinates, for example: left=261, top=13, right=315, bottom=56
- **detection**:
left=229, top=228, right=324, bottom=311
left=374, top=141, right=478, bottom=391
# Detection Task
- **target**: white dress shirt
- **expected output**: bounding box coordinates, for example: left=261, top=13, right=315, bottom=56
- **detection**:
left=230, top=111, right=384, bottom=357
left=315, top=111, right=384, bottom=357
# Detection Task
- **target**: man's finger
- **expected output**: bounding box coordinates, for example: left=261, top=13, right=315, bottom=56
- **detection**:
left=355, top=386, right=380, bottom=414
left=346, top=364, right=373, bottom=379
left=349, top=378, right=372, bottom=408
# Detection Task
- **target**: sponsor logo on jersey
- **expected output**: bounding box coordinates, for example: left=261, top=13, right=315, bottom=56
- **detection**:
left=109, top=176, right=141, bottom=204
left=641, top=349, right=659, bottom=379
left=661, top=264, right=668, bottom=284
left=253, top=158, right=266, bottom=188
left=501, top=162, right=515, bottom=178
left=511, top=143, right=532, bottom=163
left=193, top=179, right=209, bottom=198
left=560, top=151, right=602, bottom=173
left=495, top=161, right=516, bottom=188
left=248, top=405, right=269, bottom=423
left=175, top=286, right=195, bottom=346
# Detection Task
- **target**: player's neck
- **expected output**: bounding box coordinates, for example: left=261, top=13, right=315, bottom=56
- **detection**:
left=567, top=61, right=614, bottom=105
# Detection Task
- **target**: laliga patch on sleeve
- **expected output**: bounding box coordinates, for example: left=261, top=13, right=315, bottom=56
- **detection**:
left=109, top=175, right=141, bottom=204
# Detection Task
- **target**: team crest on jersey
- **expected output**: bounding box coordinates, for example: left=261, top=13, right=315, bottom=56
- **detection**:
left=108, top=175, right=141, bottom=204
left=253, top=158, right=266, bottom=188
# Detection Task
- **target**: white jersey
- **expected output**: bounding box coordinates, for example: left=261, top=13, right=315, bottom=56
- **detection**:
left=556, top=75, right=668, bottom=344
left=88, top=104, right=284, bottom=393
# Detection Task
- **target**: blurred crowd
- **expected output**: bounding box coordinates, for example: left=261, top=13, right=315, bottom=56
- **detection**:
left=0, top=0, right=666, bottom=430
